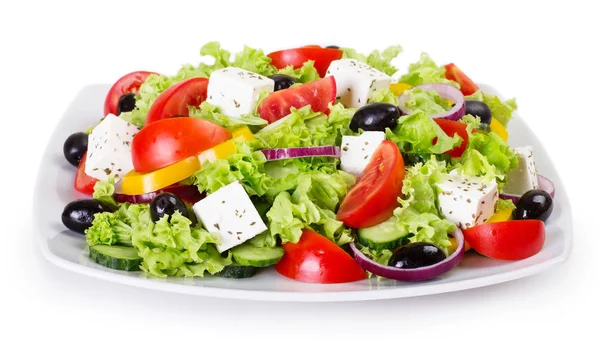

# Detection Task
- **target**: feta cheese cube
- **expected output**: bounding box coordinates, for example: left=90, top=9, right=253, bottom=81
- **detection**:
left=325, top=59, right=392, bottom=108
left=192, top=181, right=267, bottom=252
left=503, top=146, right=538, bottom=195
left=340, top=131, right=386, bottom=176
left=207, top=67, right=274, bottom=118
left=85, top=114, right=139, bottom=182
left=437, top=174, right=499, bottom=229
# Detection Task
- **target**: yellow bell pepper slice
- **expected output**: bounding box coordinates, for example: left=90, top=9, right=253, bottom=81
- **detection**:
left=490, top=117, right=508, bottom=142
left=390, top=83, right=413, bottom=96
left=121, top=156, right=201, bottom=195
left=198, top=126, right=254, bottom=164
left=487, top=208, right=513, bottom=223
left=449, top=236, right=472, bottom=252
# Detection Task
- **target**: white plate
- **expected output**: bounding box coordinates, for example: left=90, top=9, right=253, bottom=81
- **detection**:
left=34, top=84, right=572, bottom=302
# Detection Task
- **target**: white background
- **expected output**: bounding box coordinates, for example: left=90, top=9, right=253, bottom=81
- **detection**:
left=1, top=0, right=598, bottom=346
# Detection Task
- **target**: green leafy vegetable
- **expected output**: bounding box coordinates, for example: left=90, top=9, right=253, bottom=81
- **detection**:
left=92, top=177, right=117, bottom=209
left=368, top=88, right=399, bottom=106
left=497, top=198, right=516, bottom=211
left=189, top=102, right=267, bottom=130
left=342, top=45, right=403, bottom=76
left=277, top=61, right=320, bottom=83
left=398, top=53, right=459, bottom=88
left=85, top=203, right=150, bottom=247
left=386, top=111, right=461, bottom=154
left=400, top=88, right=451, bottom=115
left=466, top=90, right=518, bottom=127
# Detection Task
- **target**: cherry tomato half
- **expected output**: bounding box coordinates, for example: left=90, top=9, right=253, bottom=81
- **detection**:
left=268, top=47, right=343, bottom=77
left=104, top=71, right=159, bottom=116
left=444, top=63, right=479, bottom=96
left=145, top=77, right=209, bottom=125
left=433, top=118, right=469, bottom=157
left=463, top=220, right=545, bottom=260
left=74, top=152, right=98, bottom=195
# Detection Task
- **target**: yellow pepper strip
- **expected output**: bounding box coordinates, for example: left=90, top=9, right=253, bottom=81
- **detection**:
left=487, top=208, right=514, bottom=223
left=198, top=126, right=254, bottom=164
left=449, top=237, right=472, bottom=252
left=490, top=117, right=509, bottom=142
left=122, top=126, right=254, bottom=195
left=390, top=82, right=413, bottom=96
left=121, top=156, right=201, bottom=195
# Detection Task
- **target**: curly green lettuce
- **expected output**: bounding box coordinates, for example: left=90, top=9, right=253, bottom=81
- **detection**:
left=465, top=90, right=518, bottom=127
left=189, top=102, right=268, bottom=130
left=398, top=53, right=459, bottom=88
left=277, top=60, right=320, bottom=83
left=342, top=45, right=403, bottom=76
left=386, top=111, right=461, bottom=154
left=368, top=89, right=399, bottom=106
left=85, top=203, right=149, bottom=247
left=400, top=87, right=451, bottom=116
left=92, top=176, right=117, bottom=208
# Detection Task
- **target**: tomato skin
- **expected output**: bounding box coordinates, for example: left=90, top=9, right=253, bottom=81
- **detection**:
left=104, top=71, right=159, bottom=116
left=74, top=152, right=98, bottom=195
left=268, top=47, right=343, bottom=77
left=463, top=220, right=545, bottom=260
left=257, top=76, right=336, bottom=123
left=276, top=229, right=367, bottom=284
left=131, top=118, right=231, bottom=173
left=337, top=140, right=405, bottom=229
left=433, top=118, right=469, bottom=157
left=145, top=77, right=209, bottom=125
left=444, top=63, right=479, bottom=96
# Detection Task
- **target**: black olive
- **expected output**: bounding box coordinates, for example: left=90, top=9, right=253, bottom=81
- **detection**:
left=465, top=100, right=492, bottom=124
left=350, top=102, right=400, bottom=132
left=388, top=242, right=446, bottom=269
left=269, top=74, right=296, bottom=91
left=513, top=189, right=553, bottom=222
left=150, top=193, right=190, bottom=223
left=325, top=45, right=340, bottom=49
left=61, top=199, right=114, bottom=234
left=117, top=93, right=137, bottom=114
left=63, top=132, right=88, bottom=167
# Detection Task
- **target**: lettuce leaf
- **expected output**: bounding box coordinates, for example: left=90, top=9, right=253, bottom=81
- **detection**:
left=342, top=45, right=403, bottom=76
left=400, top=88, right=451, bottom=116
left=92, top=176, right=118, bottom=209
left=465, top=90, right=518, bottom=127
left=277, top=61, right=320, bottom=83
left=232, top=45, right=278, bottom=77
left=266, top=172, right=355, bottom=246
left=368, top=88, right=399, bottom=106
left=398, top=53, right=459, bottom=88
left=497, top=198, right=516, bottom=211
left=189, top=102, right=267, bottom=130
left=386, top=111, right=461, bottom=154
left=85, top=203, right=149, bottom=247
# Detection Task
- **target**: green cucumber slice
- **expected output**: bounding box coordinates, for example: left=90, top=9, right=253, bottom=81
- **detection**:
left=231, top=244, right=284, bottom=267
left=215, top=265, right=258, bottom=278
left=89, top=245, right=142, bottom=271
left=357, top=217, right=409, bottom=251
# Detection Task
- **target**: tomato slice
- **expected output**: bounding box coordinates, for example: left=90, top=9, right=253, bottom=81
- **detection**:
left=74, top=152, right=98, bottom=195
left=257, top=76, right=336, bottom=123
left=131, top=118, right=231, bottom=173
left=444, top=63, right=479, bottom=96
left=268, top=47, right=343, bottom=77
left=145, top=77, right=209, bottom=125
left=433, top=118, right=469, bottom=157
left=104, top=71, right=159, bottom=117
left=463, top=220, right=545, bottom=260
left=275, top=229, right=367, bottom=284
left=337, top=140, right=405, bottom=228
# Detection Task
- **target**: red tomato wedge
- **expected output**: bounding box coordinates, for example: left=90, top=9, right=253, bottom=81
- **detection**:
left=433, top=118, right=469, bottom=157
left=74, top=152, right=98, bottom=195
left=463, top=220, right=545, bottom=260
left=131, top=117, right=231, bottom=173
left=276, top=229, right=367, bottom=284
left=257, top=76, right=336, bottom=123
left=337, top=140, right=405, bottom=228
left=444, top=63, right=479, bottom=96
left=104, top=71, right=159, bottom=117
left=145, top=77, right=209, bottom=125
left=268, top=47, right=343, bottom=77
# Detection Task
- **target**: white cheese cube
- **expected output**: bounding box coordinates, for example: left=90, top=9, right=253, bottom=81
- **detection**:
left=207, top=67, right=274, bottom=118
left=503, top=146, right=538, bottom=195
left=340, top=131, right=386, bottom=176
left=325, top=59, right=392, bottom=108
left=192, top=181, right=267, bottom=252
left=437, top=174, right=499, bottom=229
left=85, top=114, right=139, bottom=182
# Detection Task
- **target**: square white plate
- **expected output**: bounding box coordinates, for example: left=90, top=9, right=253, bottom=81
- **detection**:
left=34, top=84, right=572, bottom=302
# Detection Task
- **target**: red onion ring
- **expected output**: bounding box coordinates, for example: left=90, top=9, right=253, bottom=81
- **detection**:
left=397, top=83, right=466, bottom=121
left=499, top=174, right=555, bottom=205
left=114, top=184, right=205, bottom=204
left=349, top=228, right=464, bottom=281
left=261, top=146, right=341, bottom=161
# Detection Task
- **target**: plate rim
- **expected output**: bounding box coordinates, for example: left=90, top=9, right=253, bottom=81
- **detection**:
left=34, top=83, right=573, bottom=302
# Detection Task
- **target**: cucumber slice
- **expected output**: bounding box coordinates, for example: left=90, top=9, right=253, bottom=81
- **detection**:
left=215, top=265, right=257, bottom=278
left=89, top=245, right=142, bottom=271
left=357, top=217, right=409, bottom=251
left=231, top=244, right=284, bottom=267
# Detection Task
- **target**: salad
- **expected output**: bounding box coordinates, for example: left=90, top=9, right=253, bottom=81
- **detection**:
left=60, top=42, right=555, bottom=283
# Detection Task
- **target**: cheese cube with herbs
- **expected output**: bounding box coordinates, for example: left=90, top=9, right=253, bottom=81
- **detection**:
left=192, top=181, right=267, bottom=252
left=207, top=67, right=274, bottom=119
left=503, top=146, right=538, bottom=195
left=325, top=59, right=392, bottom=108
left=340, top=131, right=386, bottom=176
left=436, top=174, right=499, bottom=229
left=85, top=114, right=139, bottom=182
